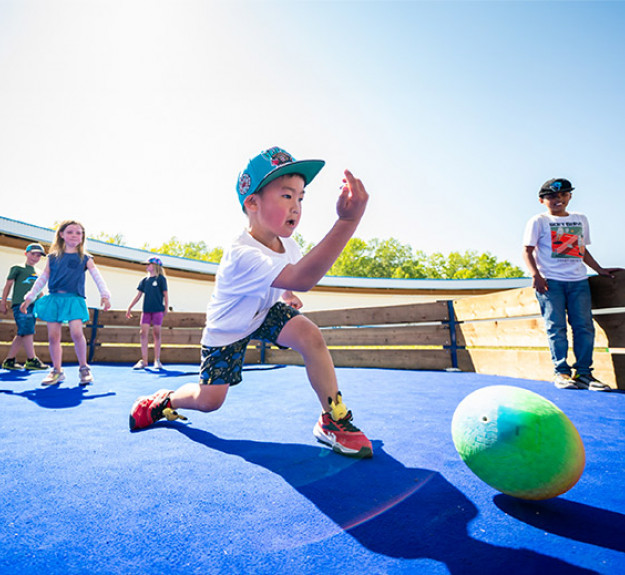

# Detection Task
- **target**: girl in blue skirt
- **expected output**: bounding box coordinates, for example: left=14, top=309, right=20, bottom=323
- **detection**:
left=21, top=220, right=111, bottom=386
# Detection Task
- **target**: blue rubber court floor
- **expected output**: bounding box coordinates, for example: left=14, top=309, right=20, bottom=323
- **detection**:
left=1, top=364, right=624, bottom=575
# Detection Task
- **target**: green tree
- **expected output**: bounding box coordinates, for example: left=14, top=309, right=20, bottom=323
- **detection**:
left=92, top=232, right=126, bottom=245
left=143, top=237, right=223, bottom=263
left=328, top=238, right=523, bottom=279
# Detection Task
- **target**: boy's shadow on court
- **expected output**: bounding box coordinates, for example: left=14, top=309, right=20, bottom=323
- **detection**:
left=171, top=424, right=600, bottom=574
left=0, top=385, right=115, bottom=409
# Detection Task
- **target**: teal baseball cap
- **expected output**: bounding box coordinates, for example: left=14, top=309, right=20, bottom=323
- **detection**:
left=26, top=243, right=46, bottom=256
left=236, top=147, right=325, bottom=208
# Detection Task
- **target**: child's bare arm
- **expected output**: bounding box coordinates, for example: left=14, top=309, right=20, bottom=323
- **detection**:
left=272, top=170, right=368, bottom=292
left=0, top=279, right=14, bottom=314
left=126, top=292, right=143, bottom=318
left=583, top=249, right=622, bottom=278
left=523, top=246, right=548, bottom=293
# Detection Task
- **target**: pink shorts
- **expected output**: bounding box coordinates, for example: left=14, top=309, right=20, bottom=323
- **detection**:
left=140, top=312, right=165, bottom=326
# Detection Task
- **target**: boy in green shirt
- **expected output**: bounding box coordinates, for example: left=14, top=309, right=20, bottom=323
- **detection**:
left=1, top=243, right=49, bottom=370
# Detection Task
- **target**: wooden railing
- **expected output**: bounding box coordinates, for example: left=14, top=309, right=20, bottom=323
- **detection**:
left=1, top=271, right=623, bottom=389
left=452, top=271, right=625, bottom=389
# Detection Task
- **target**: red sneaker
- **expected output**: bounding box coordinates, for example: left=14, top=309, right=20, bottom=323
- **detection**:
left=129, top=389, right=187, bottom=430
left=313, top=393, right=373, bottom=458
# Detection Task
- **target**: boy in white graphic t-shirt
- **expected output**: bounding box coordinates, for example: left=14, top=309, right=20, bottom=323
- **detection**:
left=523, top=178, right=620, bottom=391
left=129, top=147, right=373, bottom=458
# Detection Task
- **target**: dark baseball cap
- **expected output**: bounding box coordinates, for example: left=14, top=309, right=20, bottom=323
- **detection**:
left=539, top=178, right=575, bottom=197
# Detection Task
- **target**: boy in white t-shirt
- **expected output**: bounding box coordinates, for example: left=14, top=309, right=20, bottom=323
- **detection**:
left=523, top=178, right=620, bottom=391
left=129, top=147, right=373, bottom=458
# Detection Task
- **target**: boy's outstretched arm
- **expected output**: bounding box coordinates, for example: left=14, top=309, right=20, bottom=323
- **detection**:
left=272, top=169, right=368, bottom=292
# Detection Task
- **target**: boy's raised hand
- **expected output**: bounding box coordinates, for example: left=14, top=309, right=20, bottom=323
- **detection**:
left=337, top=170, right=368, bottom=224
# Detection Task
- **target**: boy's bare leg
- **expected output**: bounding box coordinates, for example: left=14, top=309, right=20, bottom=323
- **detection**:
left=22, top=334, right=37, bottom=359
left=276, top=314, right=338, bottom=410
left=6, top=335, right=23, bottom=360
left=277, top=313, right=372, bottom=458
left=170, top=382, right=229, bottom=413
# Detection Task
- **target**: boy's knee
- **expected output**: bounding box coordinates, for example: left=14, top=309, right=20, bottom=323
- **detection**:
left=195, top=385, right=228, bottom=412
left=286, top=319, right=326, bottom=352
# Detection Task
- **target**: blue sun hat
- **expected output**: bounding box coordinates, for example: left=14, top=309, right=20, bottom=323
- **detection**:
left=236, top=146, right=325, bottom=208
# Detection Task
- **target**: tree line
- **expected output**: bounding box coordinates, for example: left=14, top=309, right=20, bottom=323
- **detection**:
left=93, top=232, right=524, bottom=279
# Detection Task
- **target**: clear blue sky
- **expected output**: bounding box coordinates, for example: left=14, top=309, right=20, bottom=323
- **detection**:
left=1, top=0, right=624, bottom=271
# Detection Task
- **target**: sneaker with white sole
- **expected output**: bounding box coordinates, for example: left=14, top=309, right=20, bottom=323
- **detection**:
left=133, top=360, right=147, bottom=370
left=79, top=366, right=94, bottom=386
left=153, top=360, right=163, bottom=370
left=42, top=369, right=65, bottom=386
left=129, top=389, right=187, bottom=430
left=573, top=373, right=612, bottom=392
left=313, top=392, right=373, bottom=459
left=553, top=373, right=578, bottom=390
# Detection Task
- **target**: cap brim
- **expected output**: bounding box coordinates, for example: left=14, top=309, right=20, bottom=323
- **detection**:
left=539, top=187, right=574, bottom=197
left=257, top=159, right=325, bottom=193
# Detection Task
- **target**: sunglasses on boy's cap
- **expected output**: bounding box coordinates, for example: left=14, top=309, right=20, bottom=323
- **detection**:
left=539, top=178, right=575, bottom=197
left=25, top=243, right=46, bottom=256
left=143, top=257, right=163, bottom=266
left=236, top=146, right=325, bottom=208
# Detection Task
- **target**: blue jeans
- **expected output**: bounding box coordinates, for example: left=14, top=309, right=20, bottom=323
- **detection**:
left=535, top=279, right=595, bottom=375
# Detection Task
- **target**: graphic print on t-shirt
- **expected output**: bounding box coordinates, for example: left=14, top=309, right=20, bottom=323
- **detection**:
left=550, top=223, right=585, bottom=258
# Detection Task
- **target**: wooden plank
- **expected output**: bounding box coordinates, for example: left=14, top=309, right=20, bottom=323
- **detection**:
left=457, top=317, right=547, bottom=348
left=593, top=313, right=625, bottom=348
left=304, top=301, right=449, bottom=327
left=453, top=287, right=540, bottom=321
left=0, top=321, right=49, bottom=341
left=457, top=314, right=618, bottom=349
left=463, top=348, right=619, bottom=389
left=0, top=342, right=52, bottom=363
left=264, top=347, right=452, bottom=370
left=91, top=343, right=261, bottom=365
left=160, top=328, right=204, bottom=345
left=95, top=310, right=205, bottom=328
left=92, top=345, right=200, bottom=364
left=0, top=323, right=16, bottom=340
left=589, top=270, right=625, bottom=309
left=93, top=327, right=203, bottom=346
left=161, top=313, right=206, bottom=329
left=320, top=324, right=450, bottom=347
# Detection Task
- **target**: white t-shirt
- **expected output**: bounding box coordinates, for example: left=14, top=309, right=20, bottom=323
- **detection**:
left=523, top=211, right=590, bottom=282
left=201, top=230, right=302, bottom=347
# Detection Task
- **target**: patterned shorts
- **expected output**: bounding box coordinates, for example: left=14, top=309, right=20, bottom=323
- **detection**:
left=199, top=302, right=300, bottom=386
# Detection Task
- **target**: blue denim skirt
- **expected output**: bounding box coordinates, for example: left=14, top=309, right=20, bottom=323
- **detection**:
left=34, top=293, right=90, bottom=324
